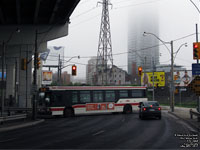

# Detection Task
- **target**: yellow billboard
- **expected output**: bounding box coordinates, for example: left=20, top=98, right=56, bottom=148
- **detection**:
left=141, top=72, right=165, bottom=87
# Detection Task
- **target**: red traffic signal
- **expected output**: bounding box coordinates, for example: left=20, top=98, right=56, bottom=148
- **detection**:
left=72, top=65, right=77, bottom=76
left=193, top=42, right=200, bottom=60
left=138, top=66, right=143, bottom=76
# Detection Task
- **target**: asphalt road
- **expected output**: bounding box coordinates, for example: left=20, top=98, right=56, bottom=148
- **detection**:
left=0, top=111, right=199, bottom=149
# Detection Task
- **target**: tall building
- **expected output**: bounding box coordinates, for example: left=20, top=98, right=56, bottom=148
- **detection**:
left=128, top=4, right=160, bottom=78
left=86, top=57, right=97, bottom=85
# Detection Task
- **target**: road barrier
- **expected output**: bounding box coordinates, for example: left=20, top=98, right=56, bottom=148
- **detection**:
left=0, top=114, right=27, bottom=124
left=190, top=109, right=200, bottom=122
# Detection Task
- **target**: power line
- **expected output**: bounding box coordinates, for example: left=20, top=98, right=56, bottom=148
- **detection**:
left=78, top=0, right=93, bottom=6
left=114, top=0, right=136, bottom=5
left=114, top=0, right=162, bottom=10
left=70, top=0, right=163, bottom=28
left=173, top=33, right=196, bottom=42
left=160, top=59, right=171, bottom=63
left=176, top=57, right=193, bottom=64
left=71, top=7, right=97, bottom=20
left=71, top=14, right=101, bottom=28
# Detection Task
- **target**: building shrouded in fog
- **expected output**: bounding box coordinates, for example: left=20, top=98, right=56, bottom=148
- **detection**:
left=128, top=4, right=160, bottom=83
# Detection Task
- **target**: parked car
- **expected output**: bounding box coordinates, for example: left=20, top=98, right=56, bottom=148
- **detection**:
left=138, top=101, right=161, bottom=120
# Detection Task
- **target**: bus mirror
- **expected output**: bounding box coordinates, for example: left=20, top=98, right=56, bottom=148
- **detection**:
left=45, top=97, right=50, bottom=103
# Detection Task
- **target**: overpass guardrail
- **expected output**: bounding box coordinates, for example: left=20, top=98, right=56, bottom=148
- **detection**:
left=190, top=109, right=200, bottom=122
left=0, top=114, right=27, bottom=124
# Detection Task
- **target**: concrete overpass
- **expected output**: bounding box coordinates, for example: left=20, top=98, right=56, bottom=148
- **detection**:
left=0, top=0, right=80, bottom=108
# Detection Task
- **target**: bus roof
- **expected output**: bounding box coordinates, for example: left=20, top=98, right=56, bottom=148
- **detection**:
left=46, top=86, right=146, bottom=91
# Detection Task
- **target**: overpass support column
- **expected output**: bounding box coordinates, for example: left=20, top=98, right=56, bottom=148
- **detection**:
left=5, top=62, right=15, bottom=106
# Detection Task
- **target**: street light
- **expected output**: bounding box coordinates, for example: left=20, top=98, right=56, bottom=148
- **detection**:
left=174, top=43, right=187, bottom=62
left=143, top=31, right=175, bottom=112
left=143, top=32, right=188, bottom=112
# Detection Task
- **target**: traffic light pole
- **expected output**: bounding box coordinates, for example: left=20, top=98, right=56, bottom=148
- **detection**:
left=196, top=24, right=199, bottom=63
left=32, top=30, right=38, bottom=120
left=1, top=41, right=5, bottom=117
left=196, top=24, right=200, bottom=120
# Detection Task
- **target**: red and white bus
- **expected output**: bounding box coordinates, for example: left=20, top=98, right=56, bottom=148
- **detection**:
left=38, top=86, right=148, bottom=117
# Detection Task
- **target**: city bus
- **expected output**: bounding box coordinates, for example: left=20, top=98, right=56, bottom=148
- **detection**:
left=38, top=86, right=148, bottom=117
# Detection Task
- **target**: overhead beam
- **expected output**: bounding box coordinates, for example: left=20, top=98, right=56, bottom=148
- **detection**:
left=49, top=0, right=62, bottom=24
left=63, top=0, right=80, bottom=23
left=34, top=0, right=41, bottom=24
left=16, top=0, right=21, bottom=24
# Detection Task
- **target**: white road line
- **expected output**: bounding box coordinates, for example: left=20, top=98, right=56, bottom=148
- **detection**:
left=0, top=138, right=17, bottom=143
left=93, top=130, right=105, bottom=136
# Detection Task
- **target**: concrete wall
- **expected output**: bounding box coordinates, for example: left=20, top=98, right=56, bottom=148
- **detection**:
left=0, top=23, right=69, bottom=108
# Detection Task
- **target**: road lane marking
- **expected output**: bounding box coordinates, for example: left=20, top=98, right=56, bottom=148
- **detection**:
left=93, top=130, right=105, bottom=136
left=0, top=138, right=17, bottom=143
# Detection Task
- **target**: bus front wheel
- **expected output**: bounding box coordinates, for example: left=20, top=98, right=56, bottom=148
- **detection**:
left=123, top=104, right=132, bottom=114
left=64, top=108, right=74, bottom=117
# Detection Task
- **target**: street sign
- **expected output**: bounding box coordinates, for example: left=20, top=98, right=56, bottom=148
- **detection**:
left=192, top=63, right=200, bottom=75
left=188, top=76, right=200, bottom=95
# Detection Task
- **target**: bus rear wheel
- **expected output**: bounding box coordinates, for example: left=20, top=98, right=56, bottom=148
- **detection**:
left=123, top=104, right=132, bottom=114
left=64, top=108, right=74, bottom=117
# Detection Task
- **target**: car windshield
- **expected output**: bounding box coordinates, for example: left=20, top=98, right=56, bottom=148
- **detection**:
left=144, top=102, right=159, bottom=107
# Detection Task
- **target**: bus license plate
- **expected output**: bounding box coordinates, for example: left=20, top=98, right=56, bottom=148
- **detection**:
left=149, top=109, right=155, bottom=111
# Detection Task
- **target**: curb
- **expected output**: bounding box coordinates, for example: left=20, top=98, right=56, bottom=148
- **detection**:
left=0, top=119, right=45, bottom=133
left=168, top=111, right=200, bottom=132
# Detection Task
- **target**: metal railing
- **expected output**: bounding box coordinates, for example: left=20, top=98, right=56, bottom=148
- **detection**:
left=190, top=109, right=200, bottom=122
left=0, top=114, right=27, bottom=124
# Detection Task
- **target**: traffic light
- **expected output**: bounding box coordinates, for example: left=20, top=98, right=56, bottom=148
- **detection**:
left=138, top=66, right=143, bottom=76
left=193, top=42, right=200, bottom=59
left=72, top=65, right=77, bottom=76
left=21, top=58, right=27, bottom=70
left=37, top=57, right=41, bottom=69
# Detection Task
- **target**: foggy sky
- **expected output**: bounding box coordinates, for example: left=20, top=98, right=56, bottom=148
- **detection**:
left=48, top=0, right=200, bottom=79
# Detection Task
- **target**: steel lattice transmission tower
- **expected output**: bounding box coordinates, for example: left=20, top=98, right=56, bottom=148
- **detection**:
left=96, top=0, right=113, bottom=85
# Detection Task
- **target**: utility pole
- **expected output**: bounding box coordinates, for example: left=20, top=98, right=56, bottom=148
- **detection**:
left=171, top=41, right=174, bottom=112
left=32, top=30, right=38, bottom=120
left=58, top=54, right=61, bottom=85
left=152, top=58, right=155, bottom=101
left=96, top=0, right=113, bottom=85
left=1, top=41, right=5, bottom=116
left=26, top=50, right=28, bottom=108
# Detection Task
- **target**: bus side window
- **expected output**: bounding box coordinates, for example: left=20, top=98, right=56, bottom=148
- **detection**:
left=72, top=91, right=78, bottom=104
left=80, top=91, right=91, bottom=103
left=52, top=92, right=63, bottom=106
left=93, top=91, right=103, bottom=102
left=105, top=91, right=115, bottom=102
left=119, top=90, right=128, bottom=98
left=131, top=90, right=143, bottom=98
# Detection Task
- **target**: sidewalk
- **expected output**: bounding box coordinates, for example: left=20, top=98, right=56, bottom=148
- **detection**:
left=162, top=106, right=200, bottom=132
